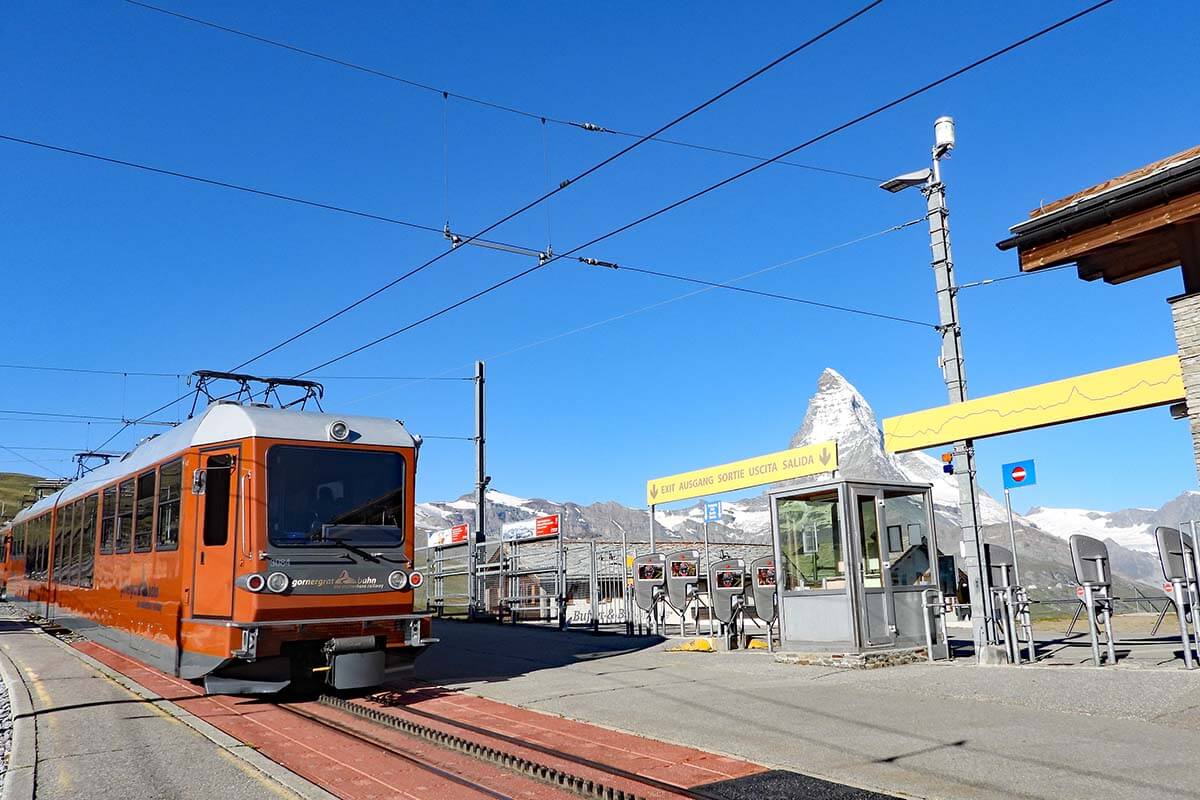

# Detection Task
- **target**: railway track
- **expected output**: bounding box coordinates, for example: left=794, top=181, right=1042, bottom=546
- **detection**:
left=318, top=694, right=702, bottom=800
left=278, top=701, right=521, bottom=800
left=61, top=632, right=752, bottom=800
left=67, top=636, right=572, bottom=800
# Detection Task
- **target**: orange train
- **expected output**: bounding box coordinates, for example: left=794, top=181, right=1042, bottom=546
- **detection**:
left=0, top=401, right=432, bottom=693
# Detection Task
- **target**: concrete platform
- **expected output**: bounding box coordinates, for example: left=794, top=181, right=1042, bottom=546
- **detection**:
left=414, top=619, right=1200, bottom=800
left=0, top=606, right=329, bottom=800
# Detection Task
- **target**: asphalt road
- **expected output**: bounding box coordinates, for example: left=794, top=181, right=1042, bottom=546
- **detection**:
left=415, top=620, right=1200, bottom=800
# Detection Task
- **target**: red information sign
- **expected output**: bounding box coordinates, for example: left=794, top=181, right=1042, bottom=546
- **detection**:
left=450, top=523, right=469, bottom=544
left=535, top=514, right=560, bottom=538
left=1076, top=586, right=1085, bottom=598
left=1165, top=582, right=1174, bottom=593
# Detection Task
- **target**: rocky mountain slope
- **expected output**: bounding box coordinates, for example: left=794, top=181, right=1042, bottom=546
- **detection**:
left=417, top=369, right=1174, bottom=600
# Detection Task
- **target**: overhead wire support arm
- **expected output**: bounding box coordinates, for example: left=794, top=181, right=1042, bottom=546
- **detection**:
left=444, top=227, right=551, bottom=263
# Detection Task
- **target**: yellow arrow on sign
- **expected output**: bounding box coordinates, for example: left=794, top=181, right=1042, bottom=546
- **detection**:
left=645, top=440, right=838, bottom=506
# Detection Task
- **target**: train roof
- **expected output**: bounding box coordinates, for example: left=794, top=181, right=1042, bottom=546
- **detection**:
left=7, top=402, right=416, bottom=525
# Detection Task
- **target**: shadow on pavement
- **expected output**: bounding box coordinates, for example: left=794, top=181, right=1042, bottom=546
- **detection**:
left=410, top=618, right=666, bottom=685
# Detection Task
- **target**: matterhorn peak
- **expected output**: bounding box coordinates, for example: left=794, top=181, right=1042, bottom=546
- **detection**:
left=786, top=369, right=907, bottom=485
left=790, top=368, right=882, bottom=452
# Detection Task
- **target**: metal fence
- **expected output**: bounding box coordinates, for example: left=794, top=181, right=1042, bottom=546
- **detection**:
left=418, top=537, right=773, bottom=634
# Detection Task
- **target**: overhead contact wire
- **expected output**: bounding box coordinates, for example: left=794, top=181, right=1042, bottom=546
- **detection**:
left=227, top=0, right=885, bottom=372
left=121, top=0, right=883, bottom=181
left=293, top=1, right=1115, bottom=375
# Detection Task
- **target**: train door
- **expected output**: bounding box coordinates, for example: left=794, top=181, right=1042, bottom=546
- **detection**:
left=192, top=448, right=239, bottom=618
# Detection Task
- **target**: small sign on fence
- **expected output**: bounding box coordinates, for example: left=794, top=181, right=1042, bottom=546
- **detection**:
left=429, top=523, right=470, bottom=548
left=536, top=514, right=561, bottom=538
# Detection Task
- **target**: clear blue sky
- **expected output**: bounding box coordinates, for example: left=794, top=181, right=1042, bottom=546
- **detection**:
left=2, top=0, right=1197, bottom=514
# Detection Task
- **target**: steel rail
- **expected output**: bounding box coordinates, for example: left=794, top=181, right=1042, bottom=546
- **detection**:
left=278, top=701, right=519, bottom=800
left=320, top=694, right=722, bottom=800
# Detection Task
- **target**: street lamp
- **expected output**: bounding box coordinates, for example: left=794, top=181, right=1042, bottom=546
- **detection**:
left=880, top=168, right=932, bottom=194
left=880, top=116, right=995, bottom=658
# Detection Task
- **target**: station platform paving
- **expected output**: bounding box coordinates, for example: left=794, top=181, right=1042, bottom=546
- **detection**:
left=0, top=605, right=329, bottom=800
left=414, top=619, right=1200, bottom=800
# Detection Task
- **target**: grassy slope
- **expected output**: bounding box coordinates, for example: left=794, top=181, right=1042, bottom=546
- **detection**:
left=0, top=472, right=42, bottom=519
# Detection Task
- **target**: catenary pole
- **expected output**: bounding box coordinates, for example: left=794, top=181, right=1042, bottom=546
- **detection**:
left=922, top=118, right=994, bottom=654
left=470, top=360, right=488, bottom=618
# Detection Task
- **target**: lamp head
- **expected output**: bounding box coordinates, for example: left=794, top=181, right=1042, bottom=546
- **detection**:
left=879, top=168, right=932, bottom=193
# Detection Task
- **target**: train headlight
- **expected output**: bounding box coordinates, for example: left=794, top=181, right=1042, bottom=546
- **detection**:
left=388, top=570, right=409, bottom=590
left=245, top=574, right=266, bottom=593
left=408, top=571, right=424, bottom=589
left=328, top=420, right=350, bottom=441
left=266, top=571, right=291, bottom=593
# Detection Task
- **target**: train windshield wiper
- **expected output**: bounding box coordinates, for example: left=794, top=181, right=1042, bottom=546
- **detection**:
left=322, top=536, right=381, bottom=562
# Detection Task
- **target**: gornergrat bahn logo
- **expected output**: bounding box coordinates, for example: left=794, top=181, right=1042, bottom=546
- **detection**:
left=292, top=571, right=382, bottom=589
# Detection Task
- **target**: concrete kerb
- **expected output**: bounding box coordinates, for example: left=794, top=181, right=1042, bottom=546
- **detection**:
left=36, top=632, right=337, bottom=800
left=0, top=643, right=36, bottom=800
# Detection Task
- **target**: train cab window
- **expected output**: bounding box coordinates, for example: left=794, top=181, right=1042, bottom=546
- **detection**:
left=100, top=485, right=117, bottom=554
left=156, top=459, right=182, bottom=551
left=134, top=470, right=156, bottom=552
left=266, top=445, right=405, bottom=548
left=202, top=454, right=233, bottom=547
left=116, top=479, right=134, bottom=553
left=80, top=494, right=98, bottom=587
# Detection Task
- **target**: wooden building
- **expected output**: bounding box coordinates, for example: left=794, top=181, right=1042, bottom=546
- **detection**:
left=996, top=144, right=1200, bottom=474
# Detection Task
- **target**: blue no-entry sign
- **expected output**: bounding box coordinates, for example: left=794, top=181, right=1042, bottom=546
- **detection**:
left=1002, top=459, right=1037, bottom=489
left=704, top=501, right=722, bottom=523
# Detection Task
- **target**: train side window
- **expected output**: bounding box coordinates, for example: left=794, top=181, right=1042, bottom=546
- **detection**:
left=27, top=514, right=45, bottom=579
left=13, top=523, right=24, bottom=559
left=100, top=486, right=117, bottom=554
left=54, top=505, right=71, bottom=585
left=80, top=494, right=98, bottom=587
left=134, top=470, right=156, bottom=552
left=156, top=460, right=182, bottom=551
left=203, top=455, right=233, bottom=547
left=116, top=479, right=134, bottom=554
left=41, top=515, right=50, bottom=579
left=24, top=520, right=33, bottom=578
left=65, top=502, right=80, bottom=586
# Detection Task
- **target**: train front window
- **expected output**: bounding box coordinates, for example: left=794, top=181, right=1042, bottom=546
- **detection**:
left=267, top=445, right=405, bottom=548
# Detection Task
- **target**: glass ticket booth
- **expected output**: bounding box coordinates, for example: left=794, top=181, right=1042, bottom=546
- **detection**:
left=767, top=479, right=941, bottom=652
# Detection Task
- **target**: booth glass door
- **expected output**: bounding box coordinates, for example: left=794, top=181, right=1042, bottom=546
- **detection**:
left=854, top=489, right=895, bottom=647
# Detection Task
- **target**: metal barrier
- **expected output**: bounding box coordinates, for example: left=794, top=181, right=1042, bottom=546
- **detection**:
left=1069, top=534, right=1118, bottom=666
left=419, top=533, right=773, bottom=636
left=497, top=534, right=564, bottom=624
left=1153, top=525, right=1199, bottom=669
left=985, top=544, right=1034, bottom=664
left=422, top=542, right=473, bottom=617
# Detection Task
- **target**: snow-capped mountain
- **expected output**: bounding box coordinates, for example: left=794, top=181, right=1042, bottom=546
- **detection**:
left=787, top=368, right=1012, bottom=527
left=416, top=368, right=1016, bottom=546
left=1025, top=507, right=1159, bottom=553
left=1025, top=491, right=1200, bottom=554
left=414, top=367, right=1177, bottom=597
